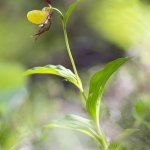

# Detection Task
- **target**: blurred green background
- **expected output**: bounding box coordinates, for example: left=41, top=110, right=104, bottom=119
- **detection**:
left=0, top=0, right=150, bottom=149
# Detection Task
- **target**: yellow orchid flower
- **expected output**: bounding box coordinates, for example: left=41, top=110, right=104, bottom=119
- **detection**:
left=27, top=8, right=51, bottom=25
left=27, top=0, right=53, bottom=41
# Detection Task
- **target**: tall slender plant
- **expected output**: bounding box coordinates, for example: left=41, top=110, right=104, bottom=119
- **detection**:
left=24, top=0, right=138, bottom=149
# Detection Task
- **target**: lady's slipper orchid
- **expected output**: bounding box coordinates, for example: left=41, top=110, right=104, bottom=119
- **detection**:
left=27, top=0, right=53, bottom=41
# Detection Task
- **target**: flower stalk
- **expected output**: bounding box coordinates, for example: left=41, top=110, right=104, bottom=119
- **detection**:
left=63, top=24, right=87, bottom=101
left=52, top=6, right=87, bottom=101
left=96, top=123, right=108, bottom=150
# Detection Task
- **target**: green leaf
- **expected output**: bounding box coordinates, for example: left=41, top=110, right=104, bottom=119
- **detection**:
left=23, top=65, right=81, bottom=90
left=43, top=114, right=101, bottom=143
left=107, top=129, right=139, bottom=150
left=86, top=57, right=131, bottom=123
left=134, top=99, right=148, bottom=117
left=63, top=0, right=82, bottom=25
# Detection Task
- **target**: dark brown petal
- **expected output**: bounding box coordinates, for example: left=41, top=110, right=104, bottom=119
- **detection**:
left=32, top=10, right=53, bottom=41
left=44, top=0, right=52, bottom=5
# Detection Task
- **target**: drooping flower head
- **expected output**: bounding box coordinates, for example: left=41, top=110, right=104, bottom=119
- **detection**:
left=27, top=0, right=53, bottom=41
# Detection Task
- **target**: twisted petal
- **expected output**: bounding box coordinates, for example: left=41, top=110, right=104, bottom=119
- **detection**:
left=44, top=0, right=52, bottom=5
left=27, top=10, right=49, bottom=24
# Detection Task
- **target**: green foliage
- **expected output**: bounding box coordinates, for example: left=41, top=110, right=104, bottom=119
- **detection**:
left=133, top=98, right=150, bottom=129
left=63, top=0, right=82, bottom=26
left=134, top=99, right=149, bottom=117
left=0, top=61, right=27, bottom=116
left=23, top=0, right=138, bottom=149
left=43, top=114, right=101, bottom=142
left=87, top=0, right=150, bottom=49
left=107, top=129, right=139, bottom=150
left=0, top=62, right=26, bottom=90
left=86, top=57, right=131, bottom=123
left=23, top=65, right=82, bottom=90
left=1, top=0, right=149, bottom=149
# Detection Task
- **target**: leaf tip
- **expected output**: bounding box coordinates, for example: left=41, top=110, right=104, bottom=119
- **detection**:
left=125, top=56, right=134, bottom=59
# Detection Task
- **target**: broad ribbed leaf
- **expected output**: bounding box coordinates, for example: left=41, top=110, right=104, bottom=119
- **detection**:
left=86, top=57, right=131, bottom=123
left=107, top=129, right=139, bottom=150
left=43, top=115, right=101, bottom=143
left=63, top=0, right=82, bottom=25
left=23, top=65, right=81, bottom=90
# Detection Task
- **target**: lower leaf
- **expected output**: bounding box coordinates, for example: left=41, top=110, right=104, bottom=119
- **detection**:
left=107, top=129, right=139, bottom=150
left=43, top=114, right=101, bottom=143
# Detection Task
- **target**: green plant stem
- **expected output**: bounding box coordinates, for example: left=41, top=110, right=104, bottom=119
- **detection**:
left=96, top=123, right=108, bottom=150
left=52, top=7, right=87, bottom=101
left=52, top=7, right=64, bottom=19
left=63, top=26, right=80, bottom=86
left=63, top=25, right=87, bottom=101
left=81, top=91, right=87, bottom=101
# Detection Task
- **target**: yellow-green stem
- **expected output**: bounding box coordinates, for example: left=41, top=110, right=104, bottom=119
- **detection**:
left=63, top=25, right=87, bottom=101
left=96, top=123, right=108, bottom=150
left=52, top=8, right=87, bottom=101
left=81, top=91, right=87, bottom=101
left=52, top=7, right=64, bottom=19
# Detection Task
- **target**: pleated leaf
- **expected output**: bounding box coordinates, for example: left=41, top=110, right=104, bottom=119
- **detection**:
left=63, top=0, right=82, bottom=25
left=86, top=57, right=131, bottom=123
left=107, top=129, right=139, bottom=150
left=43, top=114, right=101, bottom=143
left=23, top=65, right=82, bottom=90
